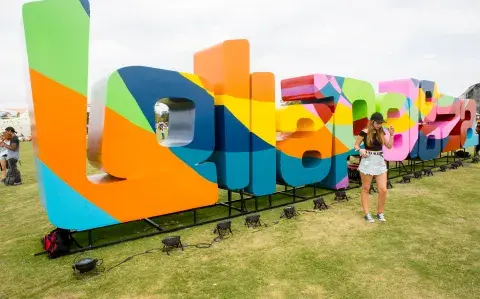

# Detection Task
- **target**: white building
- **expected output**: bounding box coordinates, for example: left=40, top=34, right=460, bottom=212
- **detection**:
left=460, top=83, right=480, bottom=114
left=0, top=108, right=31, bottom=137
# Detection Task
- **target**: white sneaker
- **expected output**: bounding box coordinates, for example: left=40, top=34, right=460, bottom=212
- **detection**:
left=364, top=213, right=375, bottom=223
left=377, top=213, right=386, bottom=222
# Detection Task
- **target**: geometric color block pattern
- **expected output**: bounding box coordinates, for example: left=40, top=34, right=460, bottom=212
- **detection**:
left=23, top=0, right=479, bottom=231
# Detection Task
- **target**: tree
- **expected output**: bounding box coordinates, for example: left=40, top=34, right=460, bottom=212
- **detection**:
left=160, top=111, right=169, bottom=122
left=155, top=110, right=169, bottom=123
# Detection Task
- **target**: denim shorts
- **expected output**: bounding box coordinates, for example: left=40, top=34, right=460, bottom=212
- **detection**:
left=358, top=151, right=388, bottom=176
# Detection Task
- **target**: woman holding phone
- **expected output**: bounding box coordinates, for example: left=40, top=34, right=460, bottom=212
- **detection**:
left=354, top=112, right=395, bottom=223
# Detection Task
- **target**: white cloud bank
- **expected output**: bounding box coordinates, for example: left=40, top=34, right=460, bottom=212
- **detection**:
left=1, top=0, right=479, bottom=108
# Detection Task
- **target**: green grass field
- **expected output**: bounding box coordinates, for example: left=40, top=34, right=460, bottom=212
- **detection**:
left=1, top=143, right=479, bottom=299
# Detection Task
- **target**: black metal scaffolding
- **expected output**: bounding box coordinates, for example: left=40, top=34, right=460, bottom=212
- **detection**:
left=34, top=148, right=477, bottom=257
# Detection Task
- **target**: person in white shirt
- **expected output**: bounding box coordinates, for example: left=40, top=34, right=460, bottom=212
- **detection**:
left=157, top=122, right=165, bottom=139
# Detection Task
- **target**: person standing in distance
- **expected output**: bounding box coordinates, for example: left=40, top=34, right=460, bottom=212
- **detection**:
left=354, top=113, right=395, bottom=223
left=475, top=122, right=480, bottom=156
left=0, top=131, right=9, bottom=182
left=0, top=127, right=20, bottom=161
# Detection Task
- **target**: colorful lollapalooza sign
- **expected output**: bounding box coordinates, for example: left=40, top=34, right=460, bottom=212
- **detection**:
left=22, top=0, right=478, bottom=231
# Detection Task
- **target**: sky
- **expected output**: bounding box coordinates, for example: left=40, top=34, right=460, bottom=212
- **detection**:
left=1, top=0, right=479, bottom=110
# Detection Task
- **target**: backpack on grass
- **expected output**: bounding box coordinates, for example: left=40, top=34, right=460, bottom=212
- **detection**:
left=42, top=228, right=82, bottom=259
left=4, top=158, right=21, bottom=186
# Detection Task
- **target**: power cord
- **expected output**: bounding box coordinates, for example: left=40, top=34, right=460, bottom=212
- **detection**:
left=71, top=200, right=335, bottom=277
left=105, top=247, right=162, bottom=272
left=182, top=235, right=225, bottom=249
left=107, top=235, right=227, bottom=272
left=72, top=234, right=230, bottom=279
left=297, top=209, right=323, bottom=213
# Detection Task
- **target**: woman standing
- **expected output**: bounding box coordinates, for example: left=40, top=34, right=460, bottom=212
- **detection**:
left=354, top=112, right=395, bottom=223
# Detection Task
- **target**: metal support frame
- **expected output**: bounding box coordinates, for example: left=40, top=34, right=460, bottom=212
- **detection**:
left=143, top=218, right=164, bottom=231
left=34, top=148, right=476, bottom=257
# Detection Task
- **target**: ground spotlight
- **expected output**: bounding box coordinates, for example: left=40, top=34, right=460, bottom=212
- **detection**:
left=400, top=175, right=412, bottom=183
left=414, top=170, right=423, bottom=179
left=423, top=168, right=433, bottom=176
left=214, top=220, right=233, bottom=238
left=334, top=190, right=349, bottom=201
left=162, top=236, right=184, bottom=255
left=313, top=197, right=328, bottom=210
left=244, top=214, right=263, bottom=228
left=439, top=165, right=448, bottom=172
left=472, top=156, right=479, bottom=163
left=280, top=206, right=297, bottom=219
left=449, top=162, right=458, bottom=169
left=369, top=185, right=377, bottom=194
left=72, top=258, right=101, bottom=274
left=456, top=160, right=464, bottom=167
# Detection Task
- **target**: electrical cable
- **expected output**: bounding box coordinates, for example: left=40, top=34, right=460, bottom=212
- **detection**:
left=296, top=209, right=321, bottom=213
left=70, top=197, right=336, bottom=276
left=105, top=248, right=162, bottom=272
left=182, top=235, right=225, bottom=249
left=75, top=235, right=229, bottom=276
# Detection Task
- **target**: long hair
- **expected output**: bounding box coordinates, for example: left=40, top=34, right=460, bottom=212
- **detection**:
left=366, top=121, right=385, bottom=147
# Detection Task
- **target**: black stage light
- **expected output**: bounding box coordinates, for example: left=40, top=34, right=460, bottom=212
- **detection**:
left=472, top=156, right=479, bottom=163
left=423, top=168, right=434, bottom=176
left=161, top=236, right=184, bottom=255
left=449, top=162, right=458, bottom=169
left=387, top=179, right=393, bottom=189
left=214, top=220, right=233, bottom=238
left=369, top=184, right=377, bottom=194
left=313, top=197, right=328, bottom=210
left=414, top=170, right=423, bottom=179
left=244, top=214, right=262, bottom=228
left=280, top=206, right=297, bottom=219
left=334, top=191, right=349, bottom=201
left=72, top=258, right=101, bottom=274
left=401, top=175, right=412, bottom=183
left=439, top=165, right=448, bottom=172
left=456, top=160, right=464, bottom=167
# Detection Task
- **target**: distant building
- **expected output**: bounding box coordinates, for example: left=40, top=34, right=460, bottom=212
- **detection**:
left=460, top=83, right=480, bottom=114
left=0, top=108, right=31, bottom=136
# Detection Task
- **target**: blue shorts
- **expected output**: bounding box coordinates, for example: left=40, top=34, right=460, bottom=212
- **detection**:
left=358, top=151, right=387, bottom=176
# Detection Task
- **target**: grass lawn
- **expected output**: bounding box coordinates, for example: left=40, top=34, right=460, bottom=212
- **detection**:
left=1, top=143, right=480, bottom=299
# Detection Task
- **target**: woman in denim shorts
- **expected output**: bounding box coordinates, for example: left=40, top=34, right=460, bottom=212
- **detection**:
left=354, top=112, right=395, bottom=223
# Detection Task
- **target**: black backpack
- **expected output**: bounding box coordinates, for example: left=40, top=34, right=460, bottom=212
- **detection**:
left=42, top=228, right=81, bottom=259
left=4, top=158, right=21, bottom=186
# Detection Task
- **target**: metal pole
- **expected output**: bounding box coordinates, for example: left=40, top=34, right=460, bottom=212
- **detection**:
left=88, top=230, right=93, bottom=248
left=228, top=191, right=232, bottom=217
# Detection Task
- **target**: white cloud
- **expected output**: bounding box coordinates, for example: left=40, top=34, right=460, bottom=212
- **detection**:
left=1, top=0, right=479, bottom=109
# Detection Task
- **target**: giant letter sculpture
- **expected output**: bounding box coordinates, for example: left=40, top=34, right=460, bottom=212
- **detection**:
left=23, top=0, right=479, bottom=231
